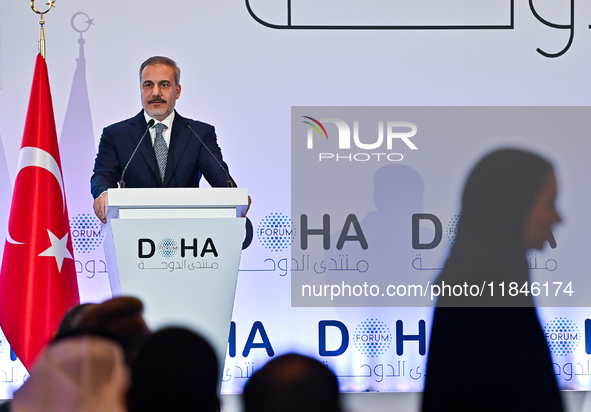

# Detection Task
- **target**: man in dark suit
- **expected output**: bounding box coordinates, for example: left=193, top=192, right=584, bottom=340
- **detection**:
left=91, top=56, right=237, bottom=223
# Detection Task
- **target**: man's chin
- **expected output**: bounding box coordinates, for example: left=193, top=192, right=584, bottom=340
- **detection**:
left=145, top=108, right=169, bottom=120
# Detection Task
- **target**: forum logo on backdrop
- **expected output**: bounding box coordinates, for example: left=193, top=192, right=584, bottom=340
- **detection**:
left=0, top=330, right=7, bottom=355
left=353, top=318, right=392, bottom=357
left=301, top=115, right=418, bottom=162
left=69, top=214, right=105, bottom=254
left=257, top=213, right=295, bottom=252
left=544, top=317, right=580, bottom=356
left=446, top=214, right=460, bottom=245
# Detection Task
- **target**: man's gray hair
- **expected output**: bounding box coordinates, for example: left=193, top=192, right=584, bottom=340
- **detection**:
left=139, top=56, right=181, bottom=85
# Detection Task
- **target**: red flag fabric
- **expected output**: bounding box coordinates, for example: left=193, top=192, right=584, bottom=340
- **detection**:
left=0, top=54, right=80, bottom=370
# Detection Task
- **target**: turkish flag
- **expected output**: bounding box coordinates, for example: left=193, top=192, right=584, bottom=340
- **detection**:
left=0, top=54, right=80, bottom=370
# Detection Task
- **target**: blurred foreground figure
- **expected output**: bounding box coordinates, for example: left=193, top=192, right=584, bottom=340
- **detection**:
left=12, top=335, right=128, bottom=412
left=54, top=303, right=97, bottom=337
left=74, top=296, right=150, bottom=364
left=422, top=149, right=563, bottom=412
left=243, top=353, right=343, bottom=412
left=128, top=327, right=220, bottom=412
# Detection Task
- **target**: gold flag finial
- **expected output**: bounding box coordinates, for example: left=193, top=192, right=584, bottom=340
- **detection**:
left=31, top=1, right=56, bottom=59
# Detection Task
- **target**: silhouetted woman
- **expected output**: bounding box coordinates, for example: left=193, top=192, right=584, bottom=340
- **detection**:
left=422, top=149, right=563, bottom=412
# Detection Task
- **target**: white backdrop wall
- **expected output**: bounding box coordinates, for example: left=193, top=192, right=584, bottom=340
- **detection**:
left=0, top=0, right=590, bottom=400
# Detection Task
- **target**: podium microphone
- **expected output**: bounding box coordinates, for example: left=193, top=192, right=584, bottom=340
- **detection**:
left=120, top=119, right=155, bottom=188
left=184, top=122, right=236, bottom=188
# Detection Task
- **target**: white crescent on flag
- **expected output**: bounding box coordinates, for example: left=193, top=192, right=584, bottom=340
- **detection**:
left=6, top=146, right=66, bottom=245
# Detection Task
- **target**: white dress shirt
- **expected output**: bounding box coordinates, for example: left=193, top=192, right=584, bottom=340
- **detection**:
left=144, top=110, right=175, bottom=148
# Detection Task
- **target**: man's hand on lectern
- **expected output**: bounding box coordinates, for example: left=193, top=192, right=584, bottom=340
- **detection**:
left=93, top=192, right=107, bottom=224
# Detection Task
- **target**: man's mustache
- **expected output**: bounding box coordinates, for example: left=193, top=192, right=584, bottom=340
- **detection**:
left=148, top=98, right=167, bottom=104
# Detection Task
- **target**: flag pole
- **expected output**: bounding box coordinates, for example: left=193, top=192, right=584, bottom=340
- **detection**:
left=0, top=11, right=80, bottom=367
left=30, top=0, right=56, bottom=59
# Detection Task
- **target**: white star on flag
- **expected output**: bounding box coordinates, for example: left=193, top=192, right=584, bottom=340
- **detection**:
left=38, top=230, right=74, bottom=272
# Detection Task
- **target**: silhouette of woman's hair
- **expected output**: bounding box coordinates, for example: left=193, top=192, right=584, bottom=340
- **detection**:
left=455, top=148, right=552, bottom=251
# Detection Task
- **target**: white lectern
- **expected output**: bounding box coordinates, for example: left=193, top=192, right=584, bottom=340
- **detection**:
left=103, top=187, right=247, bottom=371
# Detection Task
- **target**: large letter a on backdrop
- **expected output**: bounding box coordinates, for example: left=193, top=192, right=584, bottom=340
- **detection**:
left=0, top=54, right=80, bottom=370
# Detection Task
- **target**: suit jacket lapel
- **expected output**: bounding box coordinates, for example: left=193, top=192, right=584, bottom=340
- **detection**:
left=163, top=112, right=191, bottom=186
left=130, top=111, right=161, bottom=184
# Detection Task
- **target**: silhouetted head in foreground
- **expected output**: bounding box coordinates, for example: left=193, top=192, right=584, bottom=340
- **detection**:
left=243, top=353, right=342, bottom=412
left=453, top=148, right=560, bottom=254
left=54, top=302, right=97, bottom=337
left=436, top=148, right=561, bottom=307
left=13, top=335, right=129, bottom=412
left=128, top=327, right=220, bottom=412
left=73, top=296, right=150, bottom=364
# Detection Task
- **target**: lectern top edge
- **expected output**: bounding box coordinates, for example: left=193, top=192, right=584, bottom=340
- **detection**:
left=106, top=187, right=248, bottom=208
left=105, top=187, right=248, bottom=220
